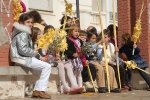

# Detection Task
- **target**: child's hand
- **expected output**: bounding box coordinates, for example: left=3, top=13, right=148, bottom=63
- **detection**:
left=133, top=44, right=137, bottom=49
left=109, top=61, right=115, bottom=66
left=34, top=49, right=38, bottom=55
left=84, top=60, right=89, bottom=66
left=115, top=47, right=119, bottom=53
left=40, top=56, right=48, bottom=62
left=55, top=56, right=61, bottom=61
left=73, top=52, right=78, bottom=58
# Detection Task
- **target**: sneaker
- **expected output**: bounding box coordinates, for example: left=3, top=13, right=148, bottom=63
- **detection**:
left=83, top=81, right=93, bottom=89
left=51, top=61, right=58, bottom=67
left=147, top=88, right=150, bottom=91
left=111, top=88, right=121, bottom=93
left=126, top=83, right=132, bottom=88
left=98, top=87, right=106, bottom=93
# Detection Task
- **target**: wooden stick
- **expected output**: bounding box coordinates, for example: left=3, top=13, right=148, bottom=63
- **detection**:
left=96, top=0, right=110, bottom=93
left=112, top=0, right=121, bottom=89
left=87, top=65, right=97, bottom=93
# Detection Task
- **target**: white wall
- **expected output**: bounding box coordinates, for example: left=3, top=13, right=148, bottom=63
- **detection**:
left=22, top=0, right=117, bottom=30
left=22, top=0, right=92, bottom=28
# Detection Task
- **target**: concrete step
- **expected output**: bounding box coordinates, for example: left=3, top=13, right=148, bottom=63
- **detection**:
left=0, top=66, right=60, bottom=100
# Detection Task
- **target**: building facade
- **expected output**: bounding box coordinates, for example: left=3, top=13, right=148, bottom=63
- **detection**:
left=2, top=0, right=150, bottom=66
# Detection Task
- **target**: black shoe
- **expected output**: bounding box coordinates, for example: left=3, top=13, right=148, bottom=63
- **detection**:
left=147, top=88, right=150, bottom=91
left=51, top=62, right=58, bottom=67
left=111, top=88, right=121, bottom=93
left=98, top=87, right=106, bottom=93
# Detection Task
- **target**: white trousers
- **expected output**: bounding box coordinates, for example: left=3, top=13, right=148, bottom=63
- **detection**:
left=29, top=57, right=51, bottom=91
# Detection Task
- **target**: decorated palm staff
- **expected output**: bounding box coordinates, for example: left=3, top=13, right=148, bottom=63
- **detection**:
left=122, top=60, right=150, bottom=75
left=64, top=0, right=78, bottom=24
left=132, top=2, right=145, bottom=55
left=96, top=0, right=110, bottom=93
left=13, top=0, right=23, bottom=22
left=112, top=0, right=121, bottom=89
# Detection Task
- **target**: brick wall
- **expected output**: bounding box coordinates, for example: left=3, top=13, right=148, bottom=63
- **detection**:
left=117, top=0, right=131, bottom=47
left=118, top=0, right=150, bottom=65
left=0, top=0, right=14, bottom=66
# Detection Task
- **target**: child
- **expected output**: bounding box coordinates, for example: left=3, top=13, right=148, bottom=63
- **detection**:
left=119, top=33, right=150, bottom=91
left=65, top=25, right=86, bottom=90
left=100, top=29, right=125, bottom=90
left=43, top=25, right=84, bottom=94
left=28, top=10, right=42, bottom=24
left=60, top=15, right=72, bottom=33
left=107, top=24, right=118, bottom=46
left=10, top=13, right=51, bottom=99
left=79, top=30, right=97, bottom=89
left=84, top=30, right=120, bottom=93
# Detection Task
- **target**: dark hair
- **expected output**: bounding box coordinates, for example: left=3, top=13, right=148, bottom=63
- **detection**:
left=18, top=13, right=33, bottom=23
left=60, top=15, right=71, bottom=25
left=80, top=30, right=87, bottom=36
left=44, top=25, right=55, bottom=34
left=87, top=31, right=98, bottom=39
left=28, top=10, right=42, bottom=23
left=107, top=24, right=118, bottom=37
left=31, top=27, right=41, bottom=45
left=121, top=33, right=133, bottom=46
left=87, top=26, right=97, bottom=34
left=97, top=33, right=102, bottom=42
left=40, top=19, right=47, bottom=26
left=98, top=29, right=111, bottom=39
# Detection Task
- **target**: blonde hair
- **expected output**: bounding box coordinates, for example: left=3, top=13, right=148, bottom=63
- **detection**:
left=68, top=25, right=80, bottom=37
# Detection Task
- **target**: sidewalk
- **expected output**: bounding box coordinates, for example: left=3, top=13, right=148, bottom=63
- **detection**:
left=12, top=90, right=150, bottom=100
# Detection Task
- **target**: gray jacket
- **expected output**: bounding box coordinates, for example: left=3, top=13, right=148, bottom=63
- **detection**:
left=10, top=22, right=36, bottom=67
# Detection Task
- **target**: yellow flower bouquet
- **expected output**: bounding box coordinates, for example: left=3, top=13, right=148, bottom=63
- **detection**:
left=36, top=28, right=68, bottom=56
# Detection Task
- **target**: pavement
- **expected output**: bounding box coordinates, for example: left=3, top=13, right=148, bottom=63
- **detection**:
left=11, top=90, right=150, bottom=100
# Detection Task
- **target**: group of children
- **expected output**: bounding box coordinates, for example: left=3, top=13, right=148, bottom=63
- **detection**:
left=10, top=10, right=150, bottom=99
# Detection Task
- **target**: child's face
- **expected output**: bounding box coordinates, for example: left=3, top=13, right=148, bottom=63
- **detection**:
left=89, top=34, right=97, bottom=43
left=37, top=30, right=42, bottom=40
left=104, top=34, right=111, bottom=43
left=79, top=36, right=87, bottom=42
left=67, top=19, right=72, bottom=26
left=72, top=29, right=79, bottom=38
left=24, top=18, right=33, bottom=29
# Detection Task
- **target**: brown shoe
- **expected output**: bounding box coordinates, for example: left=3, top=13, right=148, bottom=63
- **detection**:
left=32, top=90, right=51, bottom=99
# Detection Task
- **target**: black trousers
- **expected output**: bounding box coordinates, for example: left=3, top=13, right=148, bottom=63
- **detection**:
left=111, top=65, right=125, bottom=88
left=82, top=63, right=96, bottom=82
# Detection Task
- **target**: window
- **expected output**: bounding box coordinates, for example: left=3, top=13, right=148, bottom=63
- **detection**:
left=109, top=12, right=118, bottom=21
left=92, top=0, right=104, bottom=12
left=28, top=0, right=53, bottom=12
